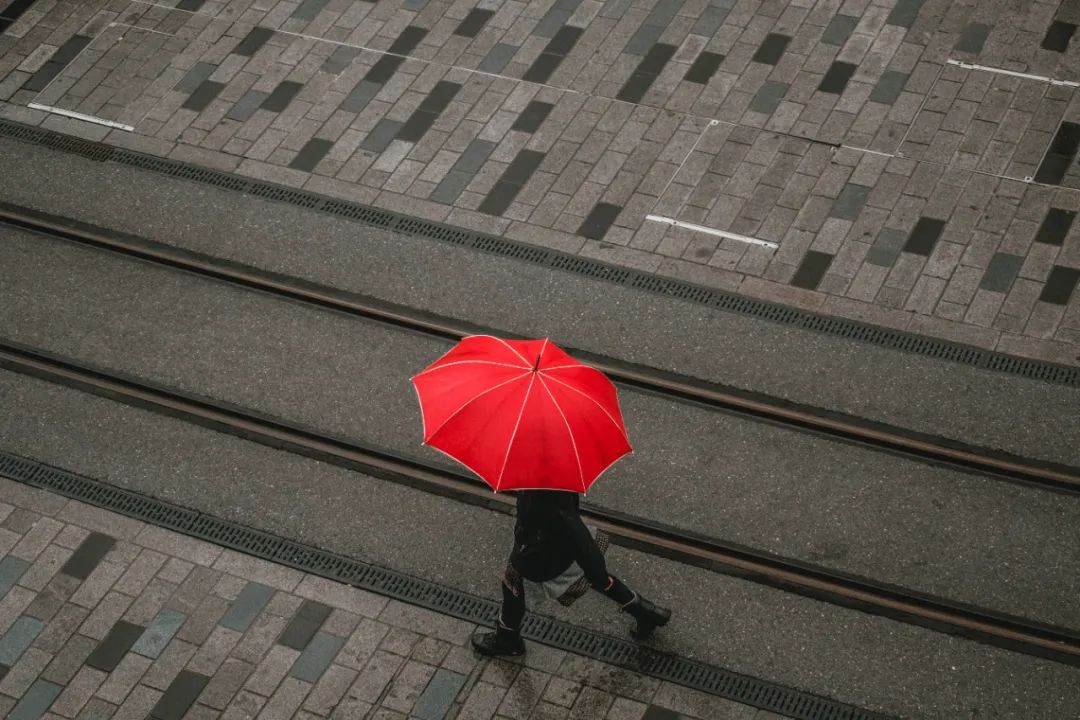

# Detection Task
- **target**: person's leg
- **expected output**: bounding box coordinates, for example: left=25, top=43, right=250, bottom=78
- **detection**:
left=471, top=568, right=528, bottom=656
left=598, top=575, right=671, bottom=639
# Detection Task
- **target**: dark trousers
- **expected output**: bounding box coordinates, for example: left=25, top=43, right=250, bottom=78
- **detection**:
left=500, top=574, right=635, bottom=629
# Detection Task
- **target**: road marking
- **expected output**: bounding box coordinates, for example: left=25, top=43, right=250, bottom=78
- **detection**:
left=27, top=103, right=134, bottom=131
left=946, top=59, right=1080, bottom=87
left=644, top=215, right=779, bottom=248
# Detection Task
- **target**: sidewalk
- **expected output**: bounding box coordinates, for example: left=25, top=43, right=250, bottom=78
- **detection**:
left=0, top=475, right=774, bottom=720
left=0, top=0, right=1077, bottom=364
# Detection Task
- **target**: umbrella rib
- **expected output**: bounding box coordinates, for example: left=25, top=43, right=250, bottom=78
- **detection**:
left=487, top=335, right=533, bottom=366
left=537, top=375, right=586, bottom=492
left=424, top=371, right=531, bottom=441
left=495, top=372, right=537, bottom=491
left=413, top=359, right=529, bottom=379
left=540, top=372, right=629, bottom=443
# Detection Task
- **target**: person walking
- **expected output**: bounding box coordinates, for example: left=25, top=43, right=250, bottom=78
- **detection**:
left=472, top=489, right=671, bottom=656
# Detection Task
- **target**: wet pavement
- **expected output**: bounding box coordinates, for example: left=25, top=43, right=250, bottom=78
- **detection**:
left=0, top=0, right=1078, bottom=364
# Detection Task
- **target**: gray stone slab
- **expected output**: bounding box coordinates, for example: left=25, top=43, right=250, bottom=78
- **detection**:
left=749, top=81, right=788, bottom=115
left=692, top=6, right=729, bottom=35
left=174, top=62, right=215, bottom=94
left=600, top=0, right=634, bottom=19
left=220, top=582, right=274, bottom=632
left=822, top=15, right=858, bottom=46
left=0, top=556, right=29, bottom=599
left=456, top=139, right=496, bottom=174
left=980, top=252, right=1023, bottom=292
left=291, top=0, right=329, bottom=22
left=886, top=0, right=926, bottom=28
left=360, top=119, right=403, bottom=153
left=866, top=227, right=906, bottom=267
left=411, top=668, right=467, bottom=720
left=9, top=679, right=62, bottom=720
left=479, top=43, right=518, bottom=73
left=870, top=71, right=909, bottom=105
left=288, top=631, right=345, bottom=682
left=227, top=91, right=269, bottom=123
left=625, top=24, right=664, bottom=56
left=830, top=184, right=872, bottom=221
left=955, top=22, right=991, bottom=54
left=340, top=81, right=380, bottom=114
left=431, top=170, right=472, bottom=205
left=132, top=609, right=186, bottom=658
left=534, top=10, right=572, bottom=39
left=0, top=615, right=44, bottom=665
left=321, top=47, right=359, bottom=75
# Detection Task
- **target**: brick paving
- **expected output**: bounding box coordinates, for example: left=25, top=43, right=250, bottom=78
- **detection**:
left=0, top=475, right=781, bottom=720
left=1, top=0, right=1079, bottom=364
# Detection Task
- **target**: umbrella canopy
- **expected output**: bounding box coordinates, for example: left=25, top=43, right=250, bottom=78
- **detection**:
left=411, top=336, right=632, bottom=492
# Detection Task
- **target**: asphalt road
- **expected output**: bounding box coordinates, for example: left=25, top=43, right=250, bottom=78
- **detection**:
left=1, top=371, right=1078, bottom=720
left=1, top=137, right=1078, bottom=471
left=1, top=225, right=1078, bottom=632
left=2, top=137, right=1080, bottom=720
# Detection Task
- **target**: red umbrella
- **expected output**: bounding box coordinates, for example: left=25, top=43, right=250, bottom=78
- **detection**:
left=411, top=336, right=632, bottom=492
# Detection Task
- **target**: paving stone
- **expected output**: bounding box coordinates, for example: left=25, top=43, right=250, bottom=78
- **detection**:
left=42, top=633, right=95, bottom=685
left=138, top=528, right=220, bottom=568
left=9, top=678, right=63, bottom=720
left=955, top=22, right=991, bottom=54
left=0, top=556, right=30, bottom=599
left=302, top=663, right=357, bottom=715
left=294, top=576, right=386, bottom=620
left=86, top=620, right=143, bottom=673
left=245, top=644, right=300, bottom=696
left=133, top=609, right=187, bottom=659
left=51, top=665, right=107, bottom=718
left=0, top=645, right=50, bottom=697
left=95, top=652, right=153, bottom=705
left=980, top=252, right=1024, bottom=292
left=75, top=697, right=116, bottom=720
left=457, top=679, right=506, bottom=720
left=11, top=517, right=63, bottom=562
left=288, top=631, right=346, bottom=683
left=258, top=677, right=311, bottom=720
left=1040, top=266, right=1080, bottom=305
left=151, top=670, right=210, bottom=720
left=219, top=582, right=274, bottom=633
left=187, top=625, right=241, bottom=676
left=381, top=659, right=436, bottom=713
left=0, top=615, right=44, bottom=665
left=142, top=639, right=197, bottom=692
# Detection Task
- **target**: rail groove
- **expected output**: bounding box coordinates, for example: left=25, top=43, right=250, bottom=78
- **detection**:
left=2, top=202, right=1077, bottom=496
left=1, top=117, right=1079, bottom=388
left=1, top=340, right=1078, bottom=669
left=0, top=450, right=896, bottom=720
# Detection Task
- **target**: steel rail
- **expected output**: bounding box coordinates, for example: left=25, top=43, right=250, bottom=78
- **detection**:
left=1, top=340, right=1078, bottom=668
left=2, top=203, right=1077, bottom=495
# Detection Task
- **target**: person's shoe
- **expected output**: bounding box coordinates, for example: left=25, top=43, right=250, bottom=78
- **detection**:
left=623, top=595, right=671, bottom=639
left=471, top=623, right=525, bottom=656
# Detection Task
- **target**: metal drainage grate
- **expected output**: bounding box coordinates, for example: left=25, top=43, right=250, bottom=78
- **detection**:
left=0, top=450, right=895, bottom=720
left=2, top=117, right=1076, bottom=387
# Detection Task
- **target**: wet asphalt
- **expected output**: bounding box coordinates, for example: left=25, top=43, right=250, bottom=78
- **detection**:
left=1, top=226, right=1078, bottom=630
left=1, top=137, right=1079, bottom=719
left=1, top=137, right=1078, bottom=471
left=1, top=371, right=1078, bottom=720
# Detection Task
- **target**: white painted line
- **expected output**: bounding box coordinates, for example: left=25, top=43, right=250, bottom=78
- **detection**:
left=645, top=215, right=779, bottom=249
left=841, top=144, right=894, bottom=158
left=946, top=59, right=1080, bottom=88
left=28, top=103, right=134, bottom=131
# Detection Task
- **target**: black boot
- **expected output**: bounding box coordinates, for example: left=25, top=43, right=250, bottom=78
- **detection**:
left=471, top=623, right=525, bottom=657
left=623, top=595, right=671, bottom=639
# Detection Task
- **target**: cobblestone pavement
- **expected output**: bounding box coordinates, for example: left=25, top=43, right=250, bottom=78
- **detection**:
left=1, top=0, right=1080, bottom=365
left=0, top=476, right=784, bottom=720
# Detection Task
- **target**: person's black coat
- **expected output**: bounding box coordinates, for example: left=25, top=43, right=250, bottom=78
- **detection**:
left=509, top=490, right=608, bottom=590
